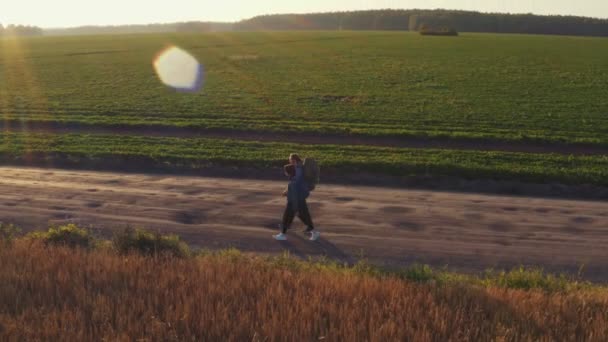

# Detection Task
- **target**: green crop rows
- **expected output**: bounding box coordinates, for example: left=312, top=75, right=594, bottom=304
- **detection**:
left=1, top=133, right=607, bottom=186
left=1, top=31, right=608, bottom=144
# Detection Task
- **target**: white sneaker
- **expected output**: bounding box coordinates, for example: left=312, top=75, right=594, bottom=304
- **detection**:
left=309, top=230, right=320, bottom=241
left=273, top=233, right=287, bottom=241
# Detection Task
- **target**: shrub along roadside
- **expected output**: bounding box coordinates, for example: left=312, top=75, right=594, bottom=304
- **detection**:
left=0, top=222, right=21, bottom=247
left=23, top=224, right=190, bottom=257
left=112, top=227, right=191, bottom=258
left=26, top=224, right=95, bottom=249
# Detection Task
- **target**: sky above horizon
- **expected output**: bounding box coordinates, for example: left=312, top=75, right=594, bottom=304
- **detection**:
left=2, top=0, right=608, bottom=28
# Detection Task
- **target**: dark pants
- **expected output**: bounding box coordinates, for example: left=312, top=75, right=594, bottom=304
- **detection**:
left=281, top=198, right=314, bottom=233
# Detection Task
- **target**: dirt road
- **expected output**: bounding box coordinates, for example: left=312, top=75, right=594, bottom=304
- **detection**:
left=1, top=167, right=606, bottom=281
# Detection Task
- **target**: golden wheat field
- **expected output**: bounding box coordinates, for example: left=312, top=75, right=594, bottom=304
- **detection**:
left=0, top=240, right=606, bottom=341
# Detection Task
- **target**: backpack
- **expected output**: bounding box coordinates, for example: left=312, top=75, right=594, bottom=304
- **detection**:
left=303, top=158, right=320, bottom=191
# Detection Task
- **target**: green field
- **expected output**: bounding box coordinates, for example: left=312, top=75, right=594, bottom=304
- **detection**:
left=1, top=31, right=608, bottom=143
left=1, top=31, right=608, bottom=187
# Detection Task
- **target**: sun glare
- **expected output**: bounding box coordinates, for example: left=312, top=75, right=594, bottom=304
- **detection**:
left=153, top=46, right=204, bottom=92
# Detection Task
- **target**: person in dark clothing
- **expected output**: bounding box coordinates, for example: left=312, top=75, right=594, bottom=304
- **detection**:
left=273, top=153, right=320, bottom=241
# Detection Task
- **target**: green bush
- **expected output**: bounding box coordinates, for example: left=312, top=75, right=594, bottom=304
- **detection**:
left=482, top=267, right=571, bottom=291
left=28, top=224, right=95, bottom=249
left=112, top=227, right=190, bottom=258
left=0, top=222, right=21, bottom=247
left=350, top=259, right=386, bottom=277
left=402, top=264, right=435, bottom=283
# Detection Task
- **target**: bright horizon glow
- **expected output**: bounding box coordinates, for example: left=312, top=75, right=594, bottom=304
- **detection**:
left=2, top=1, right=608, bottom=28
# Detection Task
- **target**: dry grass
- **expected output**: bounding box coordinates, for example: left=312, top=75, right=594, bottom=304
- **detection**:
left=0, top=240, right=607, bottom=341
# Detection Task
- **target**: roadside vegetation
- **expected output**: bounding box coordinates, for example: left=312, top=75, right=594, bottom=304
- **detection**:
left=0, top=224, right=606, bottom=340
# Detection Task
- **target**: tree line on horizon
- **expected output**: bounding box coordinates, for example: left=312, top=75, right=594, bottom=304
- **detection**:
left=0, top=24, right=43, bottom=36
left=234, top=9, right=608, bottom=37
left=8, top=9, right=608, bottom=37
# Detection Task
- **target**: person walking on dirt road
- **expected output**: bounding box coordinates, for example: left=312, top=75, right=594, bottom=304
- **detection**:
left=273, top=153, right=320, bottom=241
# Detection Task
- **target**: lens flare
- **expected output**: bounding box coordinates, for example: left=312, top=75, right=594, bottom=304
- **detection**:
left=153, top=46, right=204, bottom=92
